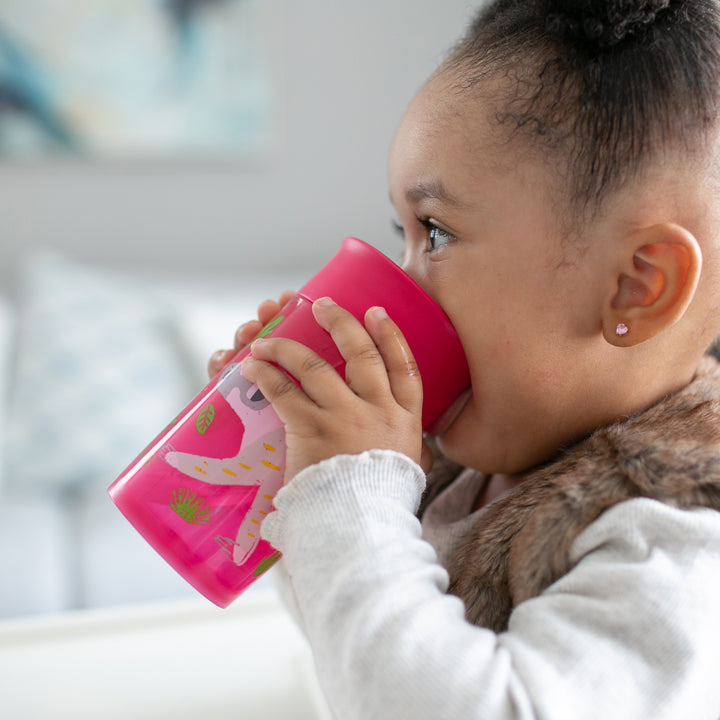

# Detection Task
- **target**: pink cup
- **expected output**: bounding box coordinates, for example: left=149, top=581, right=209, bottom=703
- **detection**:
left=108, top=237, right=470, bottom=607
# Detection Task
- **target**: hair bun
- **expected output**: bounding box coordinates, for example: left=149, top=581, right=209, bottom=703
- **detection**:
left=544, top=0, right=672, bottom=48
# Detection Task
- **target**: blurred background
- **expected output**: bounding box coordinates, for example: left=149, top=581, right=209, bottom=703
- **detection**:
left=0, top=0, right=475, bottom=289
left=0, top=0, right=475, bottom=621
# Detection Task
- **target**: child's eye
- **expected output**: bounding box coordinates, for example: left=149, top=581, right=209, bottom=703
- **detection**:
left=428, top=225, right=454, bottom=251
left=422, top=219, right=456, bottom=252
left=391, top=217, right=456, bottom=254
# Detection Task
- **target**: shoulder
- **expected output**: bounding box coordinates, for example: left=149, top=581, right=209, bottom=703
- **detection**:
left=503, top=499, right=720, bottom=717
left=571, top=496, right=720, bottom=565
left=558, top=498, right=720, bottom=636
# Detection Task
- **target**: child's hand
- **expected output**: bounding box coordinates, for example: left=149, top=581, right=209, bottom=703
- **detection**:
left=207, top=290, right=297, bottom=378
left=240, top=297, right=426, bottom=483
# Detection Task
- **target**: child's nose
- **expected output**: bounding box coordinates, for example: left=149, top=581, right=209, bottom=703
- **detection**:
left=400, top=253, right=418, bottom=281
left=400, top=257, right=436, bottom=301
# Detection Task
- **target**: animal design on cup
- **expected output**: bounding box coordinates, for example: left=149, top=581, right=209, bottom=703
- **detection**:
left=164, top=363, right=286, bottom=566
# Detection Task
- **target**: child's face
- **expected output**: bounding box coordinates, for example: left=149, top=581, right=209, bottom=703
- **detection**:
left=388, top=72, right=617, bottom=474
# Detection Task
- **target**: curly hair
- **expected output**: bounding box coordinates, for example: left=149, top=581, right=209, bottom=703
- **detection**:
left=444, top=0, right=720, bottom=217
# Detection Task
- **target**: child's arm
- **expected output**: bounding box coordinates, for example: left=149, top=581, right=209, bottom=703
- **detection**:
left=225, top=300, right=720, bottom=718
left=261, top=452, right=720, bottom=719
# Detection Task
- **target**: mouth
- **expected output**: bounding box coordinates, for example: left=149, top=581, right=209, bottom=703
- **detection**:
left=426, top=386, right=472, bottom=437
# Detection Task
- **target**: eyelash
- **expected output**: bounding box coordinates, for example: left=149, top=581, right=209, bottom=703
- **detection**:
left=392, top=217, right=456, bottom=253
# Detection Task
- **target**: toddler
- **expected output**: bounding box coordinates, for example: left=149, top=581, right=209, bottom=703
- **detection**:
left=211, top=1, right=720, bottom=717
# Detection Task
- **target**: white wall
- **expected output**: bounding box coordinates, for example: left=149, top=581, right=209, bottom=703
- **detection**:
left=0, top=0, right=476, bottom=287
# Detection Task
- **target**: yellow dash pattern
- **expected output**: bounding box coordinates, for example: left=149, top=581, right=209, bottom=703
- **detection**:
left=263, top=444, right=276, bottom=452
left=248, top=532, right=255, bottom=538
left=262, top=460, right=282, bottom=472
left=194, top=466, right=208, bottom=475
left=263, top=494, right=273, bottom=500
left=239, top=463, right=251, bottom=470
left=222, top=468, right=237, bottom=478
left=251, top=519, right=259, bottom=525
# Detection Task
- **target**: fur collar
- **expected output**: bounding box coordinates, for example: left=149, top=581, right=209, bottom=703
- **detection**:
left=441, top=355, right=720, bottom=632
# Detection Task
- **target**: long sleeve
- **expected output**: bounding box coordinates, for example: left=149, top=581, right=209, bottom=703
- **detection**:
left=261, top=450, right=720, bottom=720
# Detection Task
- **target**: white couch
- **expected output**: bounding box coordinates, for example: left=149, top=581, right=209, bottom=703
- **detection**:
left=0, top=250, right=335, bottom=717
left=0, top=249, right=304, bottom=617
left=0, top=589, right=331, bottom=720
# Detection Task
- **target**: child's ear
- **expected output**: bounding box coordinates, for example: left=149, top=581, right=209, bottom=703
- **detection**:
left=602, top=223, right=702, bottom=346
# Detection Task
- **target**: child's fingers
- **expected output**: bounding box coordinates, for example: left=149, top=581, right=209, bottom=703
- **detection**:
left=241, top=354, right=319, bottom=429
left=234, top=320, right=264, bottom=350
left=234, top=292, right=297, bottom=350
left=257, top=291, right=296, bottom=327
left=208, top=349, right=236, bottom=378
left=278, top=289, right=297, bottom=307
left=209, top=292, right=297, bottom=379
left=312, top=298, right=393, bottom=401
left=364, top=306, right=423, bottom=415
left=208, top=320, right=265, bottom=380
left=256, top=299, right=283, bottom=326
left=246, top=337, right=347, bottom=411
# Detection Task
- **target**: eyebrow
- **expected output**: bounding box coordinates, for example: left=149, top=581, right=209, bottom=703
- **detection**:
left=404, top=179, right=467, bottom=208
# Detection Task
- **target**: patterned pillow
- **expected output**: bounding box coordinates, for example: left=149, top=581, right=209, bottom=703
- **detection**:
left=6, top=252, right=193, bottom=493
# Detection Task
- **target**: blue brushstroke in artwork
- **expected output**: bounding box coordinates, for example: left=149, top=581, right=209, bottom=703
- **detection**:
left=0, top=0, right=268, bottom=157
left=164, top=0, right=236, bottom=56
left=0, top=23, right=77, bottom=150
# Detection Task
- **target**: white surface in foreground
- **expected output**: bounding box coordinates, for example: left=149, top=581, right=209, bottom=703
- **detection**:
left=0, top=586, right=330, bottom=720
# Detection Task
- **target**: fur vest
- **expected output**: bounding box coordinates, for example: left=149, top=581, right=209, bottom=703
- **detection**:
left=424, top=355, right=720, bottom=633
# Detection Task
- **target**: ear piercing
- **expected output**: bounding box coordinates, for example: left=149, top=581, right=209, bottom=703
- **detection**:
left=615, top=322, right=629, bottom=337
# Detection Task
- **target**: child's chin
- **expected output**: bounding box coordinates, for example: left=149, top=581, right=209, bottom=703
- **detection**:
left=434, top=425, right=480, bottom=471
left=427, top=387, right=472, bottom=437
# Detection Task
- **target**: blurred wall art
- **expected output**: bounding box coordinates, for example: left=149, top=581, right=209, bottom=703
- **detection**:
left=0, top=0, right=272, bottom=158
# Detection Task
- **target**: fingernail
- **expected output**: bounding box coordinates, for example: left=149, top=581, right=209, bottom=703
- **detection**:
left=249, top=338, right=265, bottom=352
left=210, top=349, right=229, bottom=365
left=315, top=296, right=335, bottom=309
left=370, top=306, right=388, bottom=320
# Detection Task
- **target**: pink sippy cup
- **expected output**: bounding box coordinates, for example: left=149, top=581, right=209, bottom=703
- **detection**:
left=108, top=237, right=470, bottom=607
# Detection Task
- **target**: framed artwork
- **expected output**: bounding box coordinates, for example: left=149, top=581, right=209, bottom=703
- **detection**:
left=0, top=0, right=272, bottom=158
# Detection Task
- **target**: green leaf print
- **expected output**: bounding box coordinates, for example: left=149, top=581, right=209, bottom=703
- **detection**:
left=253, top=551, right=282, bottom=578
left=256, top=315, right=285, bottom=339
left=196, top=404, right=215, bottom=435
left=170, top=488, right=212, bottom=525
